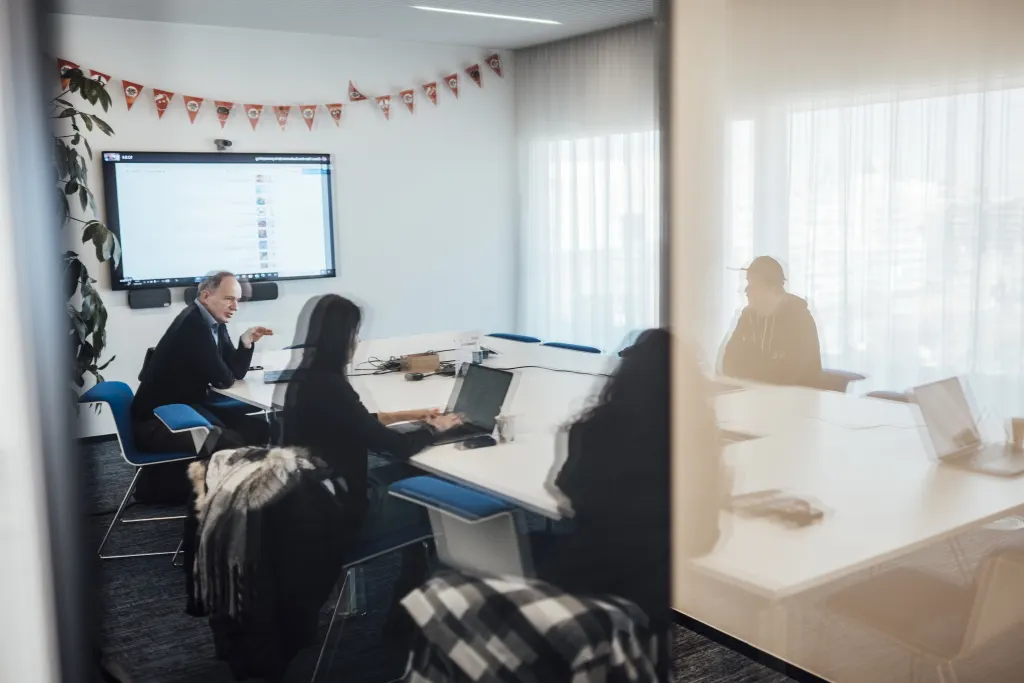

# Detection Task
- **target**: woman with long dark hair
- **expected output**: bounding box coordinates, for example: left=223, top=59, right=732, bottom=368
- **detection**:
left=535, top=328, right=725, bottom=664
left=279, top=294, right=461, bottom=643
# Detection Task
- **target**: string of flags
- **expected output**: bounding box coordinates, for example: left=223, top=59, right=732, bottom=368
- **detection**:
left=56, top=53, right=504, bottom=128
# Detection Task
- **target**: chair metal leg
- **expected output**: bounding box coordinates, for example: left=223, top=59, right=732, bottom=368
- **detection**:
left=98, top=468, right=142, bottom=558
left=98, top=467, right=186, bottom=560
left=337, top=567, right=366, bottom=617
left=312, top=570, right=350, bottom=683
left=171, top=540, right=184, bottom=567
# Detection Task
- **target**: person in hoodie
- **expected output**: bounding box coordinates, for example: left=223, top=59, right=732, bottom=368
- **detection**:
left=722, top=256, right=822, bottom=387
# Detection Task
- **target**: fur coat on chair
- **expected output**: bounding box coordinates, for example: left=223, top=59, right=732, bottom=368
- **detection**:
left=186, top=446, right=347, bottom=682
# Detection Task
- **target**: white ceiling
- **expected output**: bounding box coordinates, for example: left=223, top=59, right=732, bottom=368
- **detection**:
left=53, top=0, right=655, bottom=49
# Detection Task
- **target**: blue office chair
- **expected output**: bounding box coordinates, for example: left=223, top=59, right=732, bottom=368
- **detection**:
left=311, top=476, right=518, bottom=683
left=542, top=341, right=602, bottom=354
left=80, top=381, right=212, bottom=560
left=487, top=333, right=542, bottom=344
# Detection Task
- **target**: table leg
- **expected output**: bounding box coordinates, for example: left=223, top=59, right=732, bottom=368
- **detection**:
left=428, top=508, right=533, bottom=577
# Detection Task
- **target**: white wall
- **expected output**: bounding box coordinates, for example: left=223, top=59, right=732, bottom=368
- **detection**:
left=52, top=14, right=517, bottom=437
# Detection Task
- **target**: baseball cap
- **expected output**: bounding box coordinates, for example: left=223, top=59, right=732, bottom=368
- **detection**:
left=739, top=256, right=786, bottom=286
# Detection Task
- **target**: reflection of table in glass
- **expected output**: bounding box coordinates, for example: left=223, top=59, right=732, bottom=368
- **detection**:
left=678, top=384, right=1024, bottom=665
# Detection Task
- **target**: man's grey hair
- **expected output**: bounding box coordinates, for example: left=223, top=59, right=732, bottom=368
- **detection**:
left=198, top=271, right=238, bottom=295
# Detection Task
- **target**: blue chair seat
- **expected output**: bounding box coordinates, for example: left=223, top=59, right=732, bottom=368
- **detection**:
left=154, top=404, right=215, bottom=432
left=204, top=393, right=252, bottom=412
left=389, top=476, right=515, bottom=522
left=542, top=342, right=601, bottom=354
left=487, top=333, right=541, bottom=344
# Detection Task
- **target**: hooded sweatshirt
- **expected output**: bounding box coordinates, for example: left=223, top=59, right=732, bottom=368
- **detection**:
left=722, top=293, right=822, bottom=387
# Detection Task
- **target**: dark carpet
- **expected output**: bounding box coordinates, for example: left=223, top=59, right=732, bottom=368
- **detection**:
left=85, top=439, right=791, bottom=682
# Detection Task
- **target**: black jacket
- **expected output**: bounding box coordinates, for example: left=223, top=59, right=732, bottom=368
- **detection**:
left=131, top=303, right=254, bottom=422
left=722, top=293, right=822, bottom=387
left=280, top=370, right=437, bottom=538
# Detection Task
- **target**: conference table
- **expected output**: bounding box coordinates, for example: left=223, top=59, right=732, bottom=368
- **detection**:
left=215, top=331, right=617, bottom=519
left=214, top=330, right=1024, bottom=665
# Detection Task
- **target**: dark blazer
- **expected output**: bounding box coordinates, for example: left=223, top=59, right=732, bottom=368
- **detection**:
left=281, top=370, right=437, bottom=538
left=131, top=303, right=254, bottom=422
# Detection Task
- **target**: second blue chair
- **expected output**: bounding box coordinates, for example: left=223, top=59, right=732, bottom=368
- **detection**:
left=487, top=333, right=542, bottom=344
left=542, top=341, right=601, bottom=354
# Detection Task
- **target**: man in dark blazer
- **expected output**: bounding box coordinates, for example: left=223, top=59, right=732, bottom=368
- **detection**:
left=131, top=271, right=273, bottom=502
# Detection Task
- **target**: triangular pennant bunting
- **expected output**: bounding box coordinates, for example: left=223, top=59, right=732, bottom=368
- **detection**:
left=466, top=64, right=482, bottom=88
left=485, top=53, right=503, bottom=78
left=153, top=89, right=174, bottom=119
left=375, top=95, right=391, bottom=121
left=183, top=96, right=203, bottom=124
left=300, top=104, right=317, bottom=130
left=89, top=70, right=111, bottom=85
left=244, top=104, right=263, bottom=130
left=444, top=73, right=459, bottom=99
left=58, top=59, right=79, bottom=89
left=326, top=103, right=343, bottom=127
left=215, top=101, right=233, bottom=128
left=348, top=81, right=367, bottom=102
left=400, top=89, right=415, bottom=114
left=273, top=105, right=290, bottom=130
left=423, top=81, right=438, bottom=106
left=122, top=80, right=143, bottom=110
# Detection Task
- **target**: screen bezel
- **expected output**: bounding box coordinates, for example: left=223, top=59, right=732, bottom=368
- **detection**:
left=101, top=151, right=337, bottom=291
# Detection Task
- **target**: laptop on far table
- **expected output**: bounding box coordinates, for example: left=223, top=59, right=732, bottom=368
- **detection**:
left=391, top=364, right=515, bottom=445
left=913, top=377, right=1024, bottom=477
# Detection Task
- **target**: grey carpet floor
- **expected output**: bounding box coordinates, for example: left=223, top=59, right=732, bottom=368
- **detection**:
left=86, top=439, right=792, bottom=683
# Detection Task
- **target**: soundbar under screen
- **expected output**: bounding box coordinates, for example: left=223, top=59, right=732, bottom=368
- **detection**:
left=101, top=151, right=336, bottom=290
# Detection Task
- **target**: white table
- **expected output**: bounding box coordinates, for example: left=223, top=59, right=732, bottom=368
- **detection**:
left=214, top=332, right=616, bottom=518
left=676, top=384, right=1024, bottom=660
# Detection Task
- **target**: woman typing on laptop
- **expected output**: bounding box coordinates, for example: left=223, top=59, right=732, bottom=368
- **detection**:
left=278, top=294, right=461, bottom=647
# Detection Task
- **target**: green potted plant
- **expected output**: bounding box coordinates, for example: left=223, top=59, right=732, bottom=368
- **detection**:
left=54, top=68, right=119, bottom=387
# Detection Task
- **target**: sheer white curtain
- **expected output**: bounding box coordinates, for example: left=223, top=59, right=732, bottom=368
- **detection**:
left=715, top=0, right=1024, bottom=393
left=516, top=22, right=659, bottom=353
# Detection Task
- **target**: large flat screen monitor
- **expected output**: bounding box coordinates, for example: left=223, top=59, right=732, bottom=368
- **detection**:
left=101, top=151, right=336, bottom=290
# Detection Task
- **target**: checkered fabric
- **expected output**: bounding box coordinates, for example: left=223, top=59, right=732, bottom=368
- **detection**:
left=401, top=570, right=659, bottom=682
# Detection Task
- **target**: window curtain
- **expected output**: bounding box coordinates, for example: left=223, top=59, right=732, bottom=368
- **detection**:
left=515, top=22, right=659, bottom=353
left=713, top=0, right=1024, bottom=395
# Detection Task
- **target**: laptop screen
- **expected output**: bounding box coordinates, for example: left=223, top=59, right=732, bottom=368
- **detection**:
left=450, top=364, right=513, bottom=431
left=913, top=377, right=982, bottom=458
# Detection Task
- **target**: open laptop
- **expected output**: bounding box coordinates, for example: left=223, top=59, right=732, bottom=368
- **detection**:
left=913, top=377, right=1024, bottom=477
left=392, top=364, right=515, bottom=445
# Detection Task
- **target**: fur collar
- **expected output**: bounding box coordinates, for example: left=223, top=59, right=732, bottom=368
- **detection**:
left=188, top=446, right=322, bottom=515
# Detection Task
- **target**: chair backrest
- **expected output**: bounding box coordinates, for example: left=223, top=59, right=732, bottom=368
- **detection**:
left=487, top=333, right=541, bottom=344
left=960, top=549, right=1024, bottom=655
left=865, top=390, right=911, bottom=403
left=541, top=342, right=601, bottom=354
left=138, top=347, right=155, bottom=382
left=812, top=368, right=867, bottom=393
left=79, top=381, right=139, bottom=463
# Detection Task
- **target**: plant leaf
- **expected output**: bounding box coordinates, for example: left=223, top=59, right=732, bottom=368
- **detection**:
left=78, top=185, right=88, bottom=212
left=97, top=355, right=116, bottom=371
left=57, top=188, right=70, bottom=223
left=64, top=257, right=83, bottom=299
left=64, top=178, right=79, bottom=195
left=54, top=139, right=70, bottom=179
left=95, top=86, right=113, bottom=112
left=83, top=136, right=92, bottom=159
left=55, top=98, right=74, bottom=108
left=90, top=114, right=114, bottom=136
left=57, top=108, right=77, bottom=119
left=80, top=113, right=93, bottom=131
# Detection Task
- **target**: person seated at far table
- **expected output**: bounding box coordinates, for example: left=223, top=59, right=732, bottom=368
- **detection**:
left=534, top=328, right=728, bottom=677
left=278, top=294, right=462, bottom=649
left=722, top=255, right=822, bottom=387
left=131, top=270, right=273, bottom=503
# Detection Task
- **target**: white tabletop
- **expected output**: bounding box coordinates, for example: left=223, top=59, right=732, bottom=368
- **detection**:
left=215, top=333, right=616, bottom=518
left=679, top=384, right=1024, bottom=601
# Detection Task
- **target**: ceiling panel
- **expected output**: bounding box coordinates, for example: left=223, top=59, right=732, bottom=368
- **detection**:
left=53, top=0, right=655, bottom=49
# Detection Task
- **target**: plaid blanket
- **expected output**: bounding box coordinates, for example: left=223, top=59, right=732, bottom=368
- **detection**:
left=401, top=570, right=659, bottom=682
